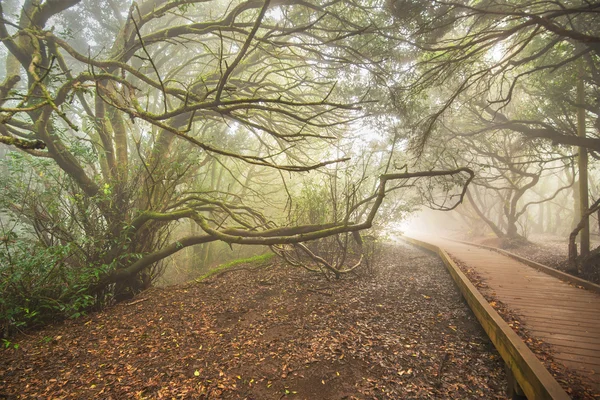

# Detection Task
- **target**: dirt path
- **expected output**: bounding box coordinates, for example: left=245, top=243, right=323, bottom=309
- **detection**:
left=1, top=243, right=507, bottom=399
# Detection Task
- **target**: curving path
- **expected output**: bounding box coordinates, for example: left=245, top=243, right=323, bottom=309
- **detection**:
left=410, top=235, right=600, bottom=394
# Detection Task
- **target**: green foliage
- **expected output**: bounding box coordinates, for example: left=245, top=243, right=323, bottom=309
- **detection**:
left=0, top=153, right=130, bottom=335
left=0, top=238, right=99, bottom=335
left=195, top=253, right=274, bottom=282
left=293, top=182, right=332, bottom=225
left=1, top=338, right=19, bottom=350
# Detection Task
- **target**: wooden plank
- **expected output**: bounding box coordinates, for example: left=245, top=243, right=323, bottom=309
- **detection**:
left=557, top=362, right=599, bottom=374
left=528, top=331, right=600, bottom=345
left=539, top=336, right=600, bottom=352
left=491, top=286, right=594, bottom=294
left=501, top=297, right=600, bottom=309
left=521, top=322, right=597, bottom=334
left=526, top=327, right=600, bottom=340
left=498, top=298, right=597, bottom=309
left=553, top=353, right=600, bottom=367
left=549, top=344, right=600, bottom=358
left=505, top=303, right=600, bottom=316
left=515, top=313, right=600, bottom=327
left=403, top=236, right=571, bottom=400
left=523, top=315, right=600, bottom=325
left=490, top=291, right=596, bottom=302
left=492, top=288, right=596, bottom=296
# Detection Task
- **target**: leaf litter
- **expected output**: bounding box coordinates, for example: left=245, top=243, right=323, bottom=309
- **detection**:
left=1, top=242, right=508, bottom=399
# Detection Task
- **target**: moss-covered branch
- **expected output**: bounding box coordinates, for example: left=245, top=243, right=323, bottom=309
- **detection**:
left=0, top=135, right=46, bottom=150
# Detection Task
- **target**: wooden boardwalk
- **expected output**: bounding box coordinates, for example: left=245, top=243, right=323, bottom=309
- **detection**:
left=411, top=236, right=600, bottom=394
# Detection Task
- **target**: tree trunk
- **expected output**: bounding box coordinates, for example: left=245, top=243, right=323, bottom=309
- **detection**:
left=538, top=203, right=544, bottom=234
left=505, top=216, right=525, bottom=242
left=466, top=190, right=506, bottom=239
left=577, top=59, right=590, bottom=256
left=201, top=242, right=211, bottom=269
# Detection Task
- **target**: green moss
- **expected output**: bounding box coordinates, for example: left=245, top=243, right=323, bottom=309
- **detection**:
left=0, top=135, right=46, bottom=150
left=195, top=252, right=275, bottom=282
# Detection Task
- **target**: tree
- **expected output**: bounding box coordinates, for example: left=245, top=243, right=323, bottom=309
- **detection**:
left=0, top=0, right=472, bottom=330
left=389, top=0, right=600, bottom=152
left=389, top=0, right=600, bottom=272
left=417, top=121, right=575, bottom=241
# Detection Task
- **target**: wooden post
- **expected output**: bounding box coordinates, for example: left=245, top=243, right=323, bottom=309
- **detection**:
left=506, top=364, right=527, bottom=400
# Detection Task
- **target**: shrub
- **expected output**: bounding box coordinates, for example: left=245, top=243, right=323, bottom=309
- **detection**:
left=0, top=237, right=98, bottom=337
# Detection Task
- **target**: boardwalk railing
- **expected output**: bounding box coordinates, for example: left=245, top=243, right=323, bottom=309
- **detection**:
left=403, top=235, right=571, bottom=400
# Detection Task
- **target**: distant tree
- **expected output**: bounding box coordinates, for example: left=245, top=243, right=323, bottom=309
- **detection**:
left=389, top=0, right=600, bottom=273
left=419, top=113, right=576, bottom=241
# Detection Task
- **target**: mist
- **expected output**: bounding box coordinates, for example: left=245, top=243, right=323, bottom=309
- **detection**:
left=1, top=0, right=599, bottom=398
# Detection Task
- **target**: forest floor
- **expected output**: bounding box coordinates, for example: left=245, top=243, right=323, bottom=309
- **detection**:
left=0, top=242, right=508, bottom=399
